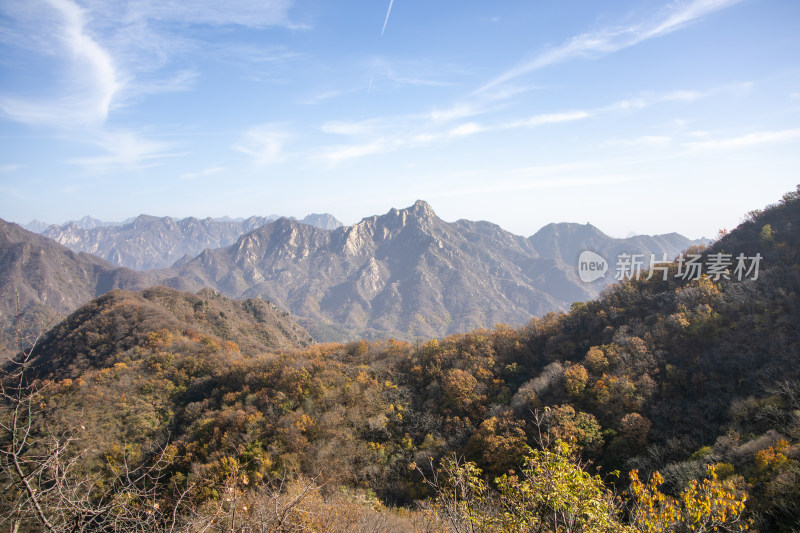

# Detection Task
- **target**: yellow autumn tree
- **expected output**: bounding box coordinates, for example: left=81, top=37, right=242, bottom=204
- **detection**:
left=628, top=464, right=751, bottom=533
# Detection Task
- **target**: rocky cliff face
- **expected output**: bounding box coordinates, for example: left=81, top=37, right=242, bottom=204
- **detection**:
left=164, top=201, right=601, bottom=340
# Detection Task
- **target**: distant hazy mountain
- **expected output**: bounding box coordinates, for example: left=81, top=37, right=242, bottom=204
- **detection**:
left=529, top=222, right=708, bottom=275
left=42, top=214, right=343, bottom=270
left=160, top=201, right=703, bottom=341
left=301, top=213, right=343, bottom=230
left=70, top=215, right=108, bottom=229
left=22, top=219, right=50, bottom=233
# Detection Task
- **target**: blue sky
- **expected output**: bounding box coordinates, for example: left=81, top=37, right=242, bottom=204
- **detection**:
left=1, top=0, right=798, bottom=238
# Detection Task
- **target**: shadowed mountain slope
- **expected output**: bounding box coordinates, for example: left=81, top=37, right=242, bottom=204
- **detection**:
left=0, top=219, right=154, bottom=353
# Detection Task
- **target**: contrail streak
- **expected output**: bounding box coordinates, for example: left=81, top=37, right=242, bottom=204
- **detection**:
left=381, top=0, right=394, bottom=36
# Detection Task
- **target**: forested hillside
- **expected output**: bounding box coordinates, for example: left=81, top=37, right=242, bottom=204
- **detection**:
left=2, top=187, right=798, bottom=531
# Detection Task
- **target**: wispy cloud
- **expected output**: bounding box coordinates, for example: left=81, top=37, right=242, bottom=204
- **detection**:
left=602, top=89, right=706, bottom=112
left=208, top=44, right=304, bottom=84
left=447, top=110, right=592, bottom=138
left=502, top=110, right=592, bottom=129
left=320, top=141, right=389, bottom=163
left=429, top=103, right=486, bottom=123
left=0, top=0, right=302, bottom=128
left=368, top=57, right=457, bottom=89
left=319, top=120, right=377, bottom=136
left=234, top=125, right=291, bottom=165
left=0, top=0, right=120, bottom=126
left=602, top=135, right=674, bottom=148
left=314, top=87, right=710, bottom=163
left=68, top=130, right=177, bottom=169
left=0, top=164, right=21, bottom=174
left=479, top=0, right=744, bottom=92
left=684, top=128, right=800, bottom=151
left=449, top=123, right=483, bottom=137
left=300, top=88, right=360, bottom=105
left=180, top=166, right=227, bottom=180
left=132, top=70, right=199, bottom=97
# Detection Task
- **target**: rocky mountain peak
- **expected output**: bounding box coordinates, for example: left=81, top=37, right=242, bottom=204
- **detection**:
left=72, top=215, right=106, bottom=230
left=379, top=200, right=438, bottom=231
left=411, top=199, right=435, bottom=215
left=403, top=200, right=437, bottom=223
left=301, top=213, right=343, bottom=230
left=130, top=214, right=162, bottom=228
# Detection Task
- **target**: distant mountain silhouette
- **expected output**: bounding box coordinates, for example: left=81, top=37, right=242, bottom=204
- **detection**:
left=21, top=219, right=51, bottom=233
left=529, top=222, right=707, bottom=274
left=42, top=213, right=344, bottom=270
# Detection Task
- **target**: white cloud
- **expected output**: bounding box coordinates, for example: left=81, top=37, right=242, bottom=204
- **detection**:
left=430, top=103, right=484, bottom=123
left=503, top=110, right=592, bottom=129
left=68, top=130, right=176, bottom=169
left=603, top=89, right=707, bottom=112
left=313, top=87, right=709, bottom=164
left=234, top=125, right=290, bottom=165
left=663, top=89, right=706, bottom=102
left=0, top=0, right=120, bottom=126
left=0, top=0, right=301, bottom=128
left=180, top=166, right=227, bottom=180
left=479, top=0, right=744, bottom=92
left=449, top=122, right=483, bottom=136
left=602, top=135, right=673, bottom=148
left=301, top=88, right=360, bottom=105
left=319, top=120, right=376, bottom=136
left=319, top=141, right=389, bottom=163
left=684, top=129, right=800, bottom=151
left=424, top=109, right=593, bottom=140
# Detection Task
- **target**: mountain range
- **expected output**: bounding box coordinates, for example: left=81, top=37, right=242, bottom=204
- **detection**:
left=2, top=201, right=706, bottom=346
left=158, top=201, right=706, bottom=340
left=40, top=213, right=344, bottom=270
